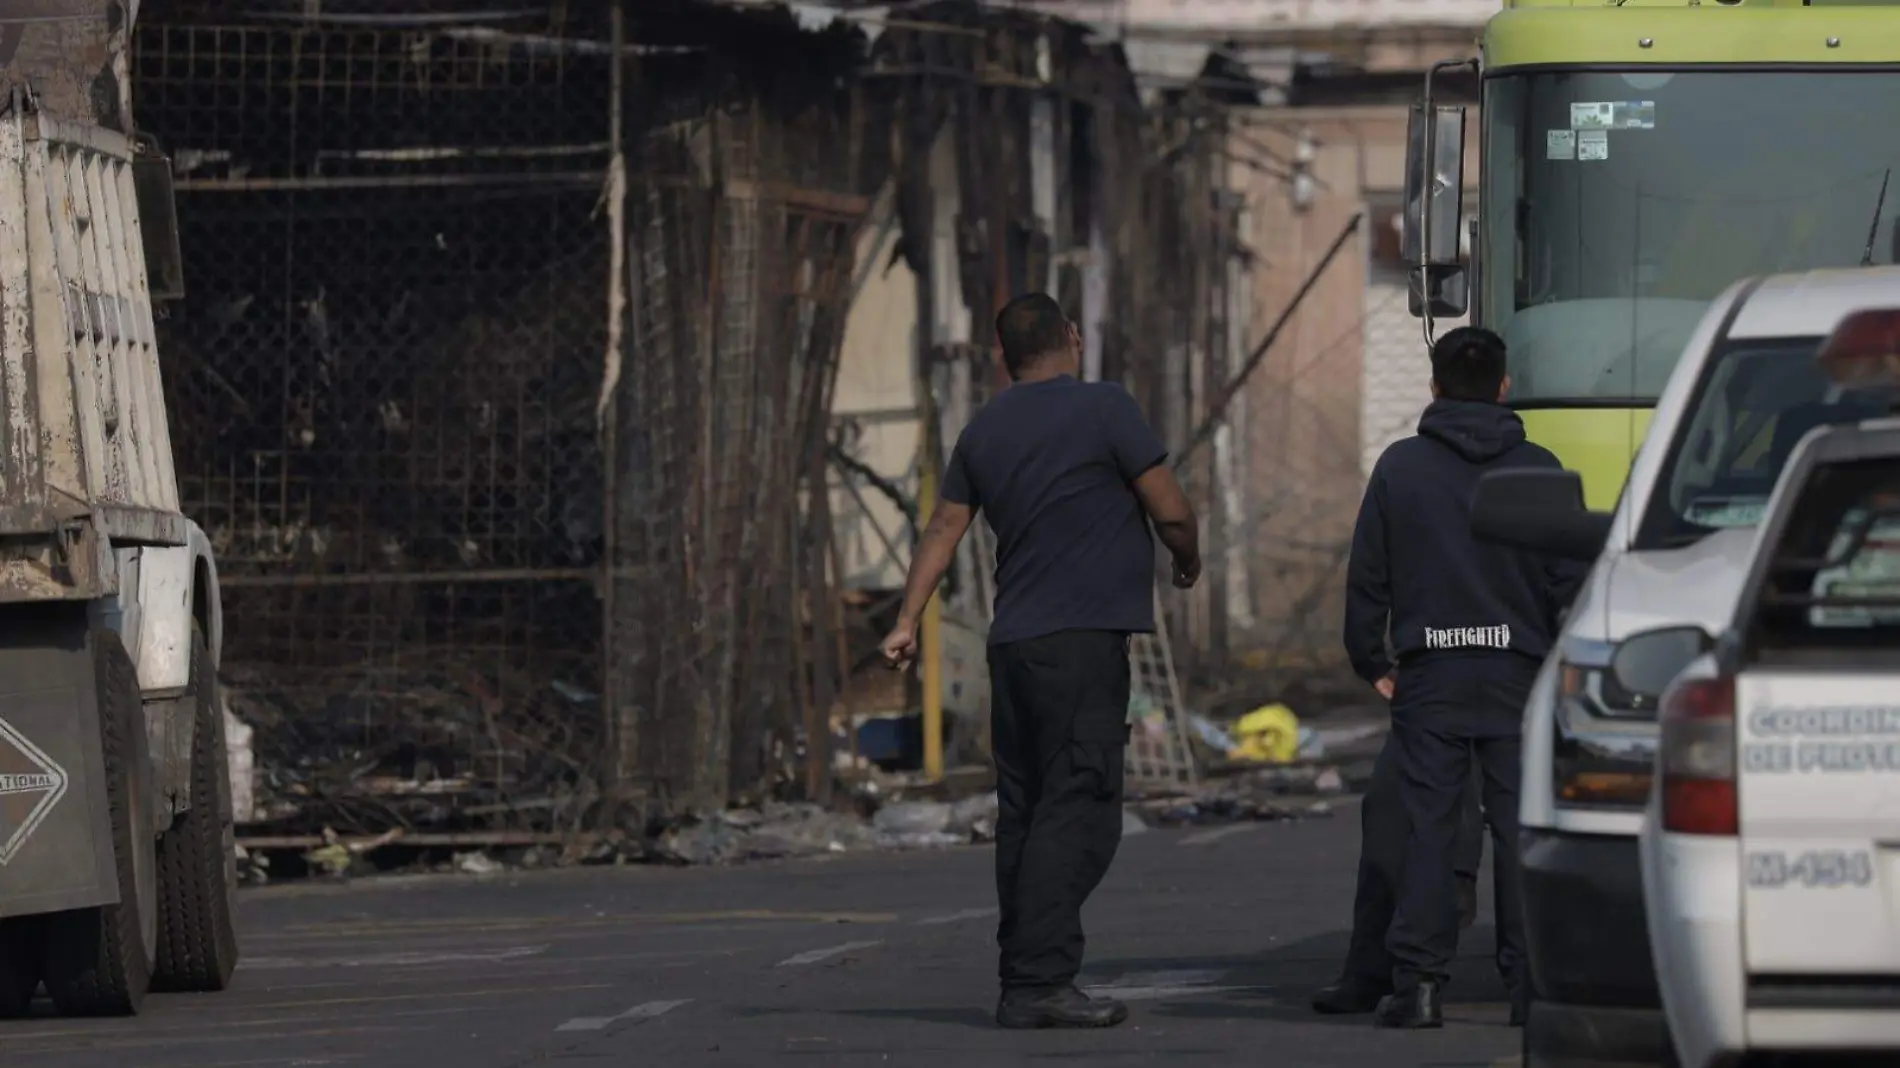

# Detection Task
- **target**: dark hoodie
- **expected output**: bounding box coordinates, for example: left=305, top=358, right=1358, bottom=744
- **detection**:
left=1343, top=399, right=1589, bottom=685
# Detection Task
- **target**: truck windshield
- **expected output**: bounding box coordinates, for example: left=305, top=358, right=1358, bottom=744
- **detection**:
left=1637, top=338, right=1893, bottom=550
left=1481, top=70, right=1900, bottom=406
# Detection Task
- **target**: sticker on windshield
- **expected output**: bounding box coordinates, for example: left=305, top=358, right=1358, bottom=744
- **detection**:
left=1577, top=130, right=1609, bottom=162
left=1571, top=101, right=1656, bottom=130
left=1546, top=129, right=1576, bottom=160
left=1683, top=496, right=1767, bottom=528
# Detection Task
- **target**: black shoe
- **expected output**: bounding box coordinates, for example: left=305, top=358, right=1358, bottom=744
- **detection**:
left=1373, top=981, right=1444, bottom=1030
left=1311, top=976, right=1391, bottom=1015
left=996, top=986, right=1129, bottom=1030
left=1509, top=1000, right=1527, bottom=1028
left=1458, top=875, right=1478, bottom=930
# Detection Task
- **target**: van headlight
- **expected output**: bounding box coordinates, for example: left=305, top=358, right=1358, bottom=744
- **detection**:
left=1551, top=648, right=1656, bottom=809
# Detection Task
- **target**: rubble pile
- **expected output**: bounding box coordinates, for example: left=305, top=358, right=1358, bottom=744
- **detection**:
left=1127, top=762, right=1354, bottom=828
left=225, top=653, right=604, bottom=837
left=646, top=794, right=1001, bottom=865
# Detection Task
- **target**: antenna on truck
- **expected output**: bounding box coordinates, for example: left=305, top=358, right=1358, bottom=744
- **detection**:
left=1861, top=168, right=1890, bottom=268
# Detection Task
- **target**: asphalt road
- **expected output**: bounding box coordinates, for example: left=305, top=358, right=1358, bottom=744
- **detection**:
left=1, top=805, right=1523, bottom=1068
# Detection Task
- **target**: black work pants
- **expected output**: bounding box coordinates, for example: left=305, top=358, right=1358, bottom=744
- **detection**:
left=1340, top=733, right=1485, bottom=987
left=1386, top=655, right=1532, bottom=1001
left=989, top=629, right=1131, bottom=992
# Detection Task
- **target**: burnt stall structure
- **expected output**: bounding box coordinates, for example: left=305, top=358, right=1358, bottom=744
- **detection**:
left=134, top=3, right=884, bottom=841
left=864, top=6, right=1261, bottom=737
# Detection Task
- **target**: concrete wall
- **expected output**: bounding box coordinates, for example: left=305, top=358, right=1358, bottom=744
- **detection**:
left=1231, top=106, right=1480, bottom=662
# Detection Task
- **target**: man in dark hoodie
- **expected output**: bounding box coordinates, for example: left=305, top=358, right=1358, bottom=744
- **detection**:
left=1344, top=326, right=1585, bottom=1031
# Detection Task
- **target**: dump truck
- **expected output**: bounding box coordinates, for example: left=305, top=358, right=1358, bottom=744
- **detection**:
left=0, top=95, right=239, bottom=1015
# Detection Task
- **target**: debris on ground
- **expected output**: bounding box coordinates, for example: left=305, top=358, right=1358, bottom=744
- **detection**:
left=225, top=653, right=603, bottom=840
left=220, top=646, right=1387, bottom=882
left=235, top=746, right=1371, bottom=880
left=1184, top=704, right=1382, bottom=767
left=455, top=851, right=505, bottom=876
left=647, top=794, right=1001, bottom=866
left=1125, top=755, right=1365, bottom=827
left=1128, top=792, right=1333, bottom=828
left=1228, top=704, right=1301, bottom=763
left=235, top=844, right=271, bottom=886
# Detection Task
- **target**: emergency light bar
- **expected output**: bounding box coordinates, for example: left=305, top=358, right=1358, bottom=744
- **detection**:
left=1817, top=308, right=1900, bottom=395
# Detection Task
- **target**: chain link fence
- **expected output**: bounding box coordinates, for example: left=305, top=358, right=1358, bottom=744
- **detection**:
left=136, top=5, right=880, bottom=837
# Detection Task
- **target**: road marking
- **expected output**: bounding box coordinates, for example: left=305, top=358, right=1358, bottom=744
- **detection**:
left=202, top=1048, right=364, bottom=1056
left=240, top=944, right=551, bottom=970
left=1178, top=824, right=1263, bottom=847
left=232, top=981, right=613, bottom=1013
left=259, top=910, right=898, bottom=940
left=6, top=1024, right=435, bottom=1058
left=556, top=998, right=692, bottom=1032
left=917, top=907, right=997, bottom=926
left=776, top=940, right=883, bottom=967
left=5, top=1006, right=485, bottom=1042
left=1083, top=969, right=1243, bottom=1002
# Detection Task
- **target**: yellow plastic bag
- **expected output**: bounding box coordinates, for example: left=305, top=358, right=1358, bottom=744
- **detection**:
left=1229, top=703, right=1300, bottom=764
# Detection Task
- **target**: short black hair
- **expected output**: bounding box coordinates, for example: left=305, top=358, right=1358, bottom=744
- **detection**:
left=1430, top=326, right=1508, bottom=402
left=995, top=293, right=1069, bottom=377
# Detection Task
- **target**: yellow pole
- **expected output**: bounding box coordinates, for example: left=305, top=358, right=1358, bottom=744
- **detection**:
left=918, top=437, right=945, bottom=783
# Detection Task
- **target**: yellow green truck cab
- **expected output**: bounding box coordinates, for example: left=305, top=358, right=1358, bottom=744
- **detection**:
left=1408, top=0, right=1900, bottom=508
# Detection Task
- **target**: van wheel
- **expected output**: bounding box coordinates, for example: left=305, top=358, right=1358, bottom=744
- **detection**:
left=152, top=623, right=239, bottom=991
left=0, top=919, right=40, bottom=1017
left=38, top=628, right=156, bottom=1016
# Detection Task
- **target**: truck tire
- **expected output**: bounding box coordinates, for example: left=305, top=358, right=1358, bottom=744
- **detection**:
left=37, top=627, right=156, bottom=1016
left=0, top=919, right=39, bottom=1017
left=152, top=623, right=239, bottom=992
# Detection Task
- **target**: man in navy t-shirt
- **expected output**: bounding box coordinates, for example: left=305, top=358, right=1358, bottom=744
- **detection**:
left=881, top=292, right=1201, bottom=1030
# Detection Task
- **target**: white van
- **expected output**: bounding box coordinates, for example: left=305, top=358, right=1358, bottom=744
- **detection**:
left=1469, top=267, right=1900, bottom=1067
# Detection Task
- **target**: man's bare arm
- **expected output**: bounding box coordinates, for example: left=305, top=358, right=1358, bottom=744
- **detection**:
left=1132, top=465, right=1201, bottom=583
left=881, top=500, right=976, bottom=665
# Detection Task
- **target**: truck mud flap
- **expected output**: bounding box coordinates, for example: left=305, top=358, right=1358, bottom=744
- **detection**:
left=0, top=613, right=117, bottom=919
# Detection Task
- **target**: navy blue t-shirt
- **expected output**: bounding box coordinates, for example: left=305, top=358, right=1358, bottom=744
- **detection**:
left=940, top=376, right=1167, bottom=646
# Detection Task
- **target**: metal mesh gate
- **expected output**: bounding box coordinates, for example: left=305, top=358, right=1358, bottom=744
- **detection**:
left=138, top=18, right=614, bottom=833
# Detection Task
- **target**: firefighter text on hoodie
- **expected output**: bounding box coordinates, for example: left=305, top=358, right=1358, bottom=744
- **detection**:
left=1343, top=398, right=1589, bottom=686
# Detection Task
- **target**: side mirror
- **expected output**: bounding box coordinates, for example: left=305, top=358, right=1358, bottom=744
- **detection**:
left=131, top=137, right=186, bottom=302
left=1410, top=264, right=1468, bottom=319
left=1471, top=469, right=1613, bottom=562
left=1402, top=101, right=1467, bottom=319
left=1610, top=626, right=1712, bottom=704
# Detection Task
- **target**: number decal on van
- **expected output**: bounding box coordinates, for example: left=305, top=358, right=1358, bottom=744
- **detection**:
left=1746, top=850, right=1875, bottom=889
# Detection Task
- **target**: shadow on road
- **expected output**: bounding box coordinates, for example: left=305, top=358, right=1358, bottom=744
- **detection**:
left=1083, top=926, right=1513, bottom=1028
left=768, top=926, right=1514, bottom=1032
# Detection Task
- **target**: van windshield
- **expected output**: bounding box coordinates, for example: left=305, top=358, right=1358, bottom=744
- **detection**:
left=1637, top=338, right=1894, bottom=550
